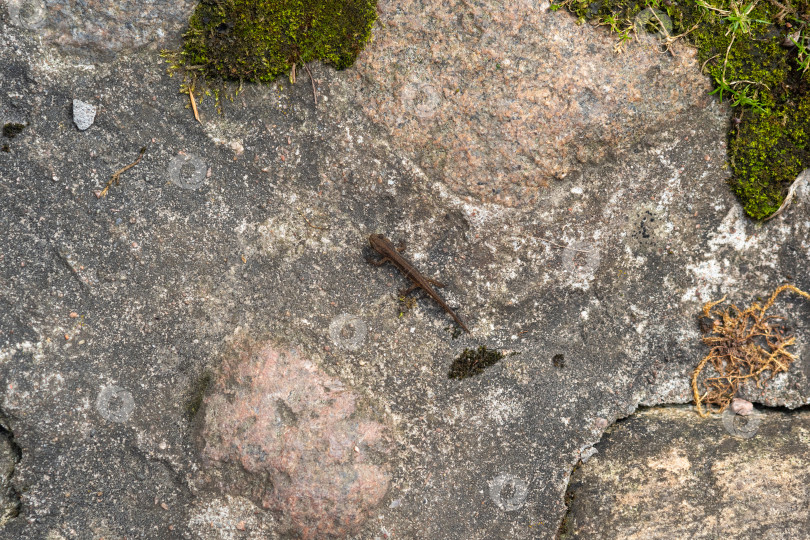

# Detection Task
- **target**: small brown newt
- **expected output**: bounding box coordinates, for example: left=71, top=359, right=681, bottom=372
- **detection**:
left=367, top=233, right=470, bottom=333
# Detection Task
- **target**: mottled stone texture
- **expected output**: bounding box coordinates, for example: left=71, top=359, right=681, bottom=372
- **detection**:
left=0, top=429, right=19, bottom=527
left=354, top=0, right=713, bottom=206
left=199, top=342, right=390, bottom=539
left=561, top=407, right=810, bottom=539
left=5, top=0, right=196, bottom=56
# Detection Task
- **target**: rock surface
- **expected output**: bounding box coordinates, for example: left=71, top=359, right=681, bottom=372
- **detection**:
left=198, top=340, right=390, bottom=539
left=0, top=427, right=20, bottom=526
left=561, top=406, right=810, bottom=539
left=72, top=99, right=96, bottom=131
left=5, top=0, right=195, bottom=57
left=0, top=1, right=809, bottom=539
left=354, top=0, right=713, bottom=206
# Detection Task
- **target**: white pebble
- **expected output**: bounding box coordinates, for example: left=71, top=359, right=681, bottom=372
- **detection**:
left=73, top=99, right=96, bottom=131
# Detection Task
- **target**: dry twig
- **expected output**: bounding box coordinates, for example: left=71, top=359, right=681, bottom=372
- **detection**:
left=99, top=146, right=147, bottom=198
left=763, top=172, right=807, bottom=221
left=303, top=62, right=318, bottom=106
left=189, top=87, right=201, bottom=124
left=297, top=208, right=330, bottom=230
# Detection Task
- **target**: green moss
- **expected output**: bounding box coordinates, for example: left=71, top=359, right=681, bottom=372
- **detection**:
left=180, top=0, right=377, bottom=83
left=448, top=346, right=505, bottom=379
left=553, top=0, right=810, bottom=220
left=729, top=95, right=810, bottom=219
left=2, top=123, right=25, bottom=139
left=186, top=371, right=213, bottom=419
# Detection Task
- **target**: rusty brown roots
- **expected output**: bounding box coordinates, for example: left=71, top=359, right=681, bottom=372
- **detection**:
left=692, top=284, right=810, bottom=417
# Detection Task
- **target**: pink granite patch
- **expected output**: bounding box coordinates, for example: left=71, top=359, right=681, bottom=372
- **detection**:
left=353, top=0, right=714, bottom=206
left=200, top=341, right=390, bottom=539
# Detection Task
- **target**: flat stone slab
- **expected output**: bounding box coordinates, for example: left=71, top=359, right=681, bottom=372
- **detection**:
left=5, top=0, right=195, bottom=57
left=561, top=406, right=810, bottom=539
left=0, top=2, right=809, bottom=539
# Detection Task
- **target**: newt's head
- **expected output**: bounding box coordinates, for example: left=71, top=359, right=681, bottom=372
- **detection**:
left=368, top=233, right=390, bottom=253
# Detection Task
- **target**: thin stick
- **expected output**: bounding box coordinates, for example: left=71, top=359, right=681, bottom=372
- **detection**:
left=303, top=62, right=318, bottom=106
left=763, top=172, right=806, bottom=221
left=189, top=87, right=201, bottom=124
left=721, top=32, right=736, bottom=83
left=700, top=53, right=720, bottom=74
left=297, top=208, right=330, bottom=230
left=99, top=146, right=147, bottom=197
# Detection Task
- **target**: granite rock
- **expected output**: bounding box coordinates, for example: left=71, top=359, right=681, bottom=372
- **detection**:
left=198, top=340, right=391, bottom=539
left=0, top=2, right=809, bottom=539
left=561, top=407, right=810, bottom=539
left=72, top=99, right=95, bottom=131
left=353, top=0, right=713, bottom=206
left=5, top=0, right=195, bottom=57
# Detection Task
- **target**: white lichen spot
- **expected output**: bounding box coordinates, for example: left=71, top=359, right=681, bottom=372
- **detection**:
left=681, top=258, right=733, bottom=303
left=708, top=206, right=755, bottom=253
left=485, top=388, right=524, bottom=425
left=188, top=496, right=270, bottom=540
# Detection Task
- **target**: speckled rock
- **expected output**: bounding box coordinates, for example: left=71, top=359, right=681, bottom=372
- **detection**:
left=354, top=0, right=713, bottom=206
left=4, top=0, right=195, bottom=56
left=71, top=99, right=95, bottom=131
left=0, top=429, right=19, bottom=527
left=198, top=341, right=391, bottom=539
left=2, top=3, right=810, bottom=539
left=560, top=407, right=810, bottom=539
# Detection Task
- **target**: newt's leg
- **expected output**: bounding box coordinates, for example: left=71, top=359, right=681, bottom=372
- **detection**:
left=366, top=256, right=389, bottom=266
left=395, top=241, right=406, bottom=253
left=399, top=283, right=420, bottom=296
left=427, top=278, right=446, bottom=288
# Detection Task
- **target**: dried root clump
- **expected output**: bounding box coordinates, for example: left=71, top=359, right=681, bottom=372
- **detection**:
left=692, top=284, right=810, bottom=417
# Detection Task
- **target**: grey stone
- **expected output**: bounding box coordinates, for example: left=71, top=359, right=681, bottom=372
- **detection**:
left=5, top=0, right=195, bottom=58
left=0, top=2, right=809, bottom=539
left=560, top=407, right=810, bottom=539
left=72, top=99, right=95, bottom=131
left=0, top=430, right=20, bottom=527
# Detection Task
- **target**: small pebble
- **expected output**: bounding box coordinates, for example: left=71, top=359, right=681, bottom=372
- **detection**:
left=731, top=398, right=753, bottom=416
left=72, top=99, right=96, bottom=131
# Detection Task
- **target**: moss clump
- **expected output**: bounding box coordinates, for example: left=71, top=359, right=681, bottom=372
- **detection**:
left=448, top=346, right=505, bottom=379
left=185, top=372, right=213, bottom=419
left=2, top=123, right=25, bottom=139
left=180, top=0, right=377, bottom=83
left=553, top=0, right=810, bottom=220
left=729, top=95, right=810, bottom=219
